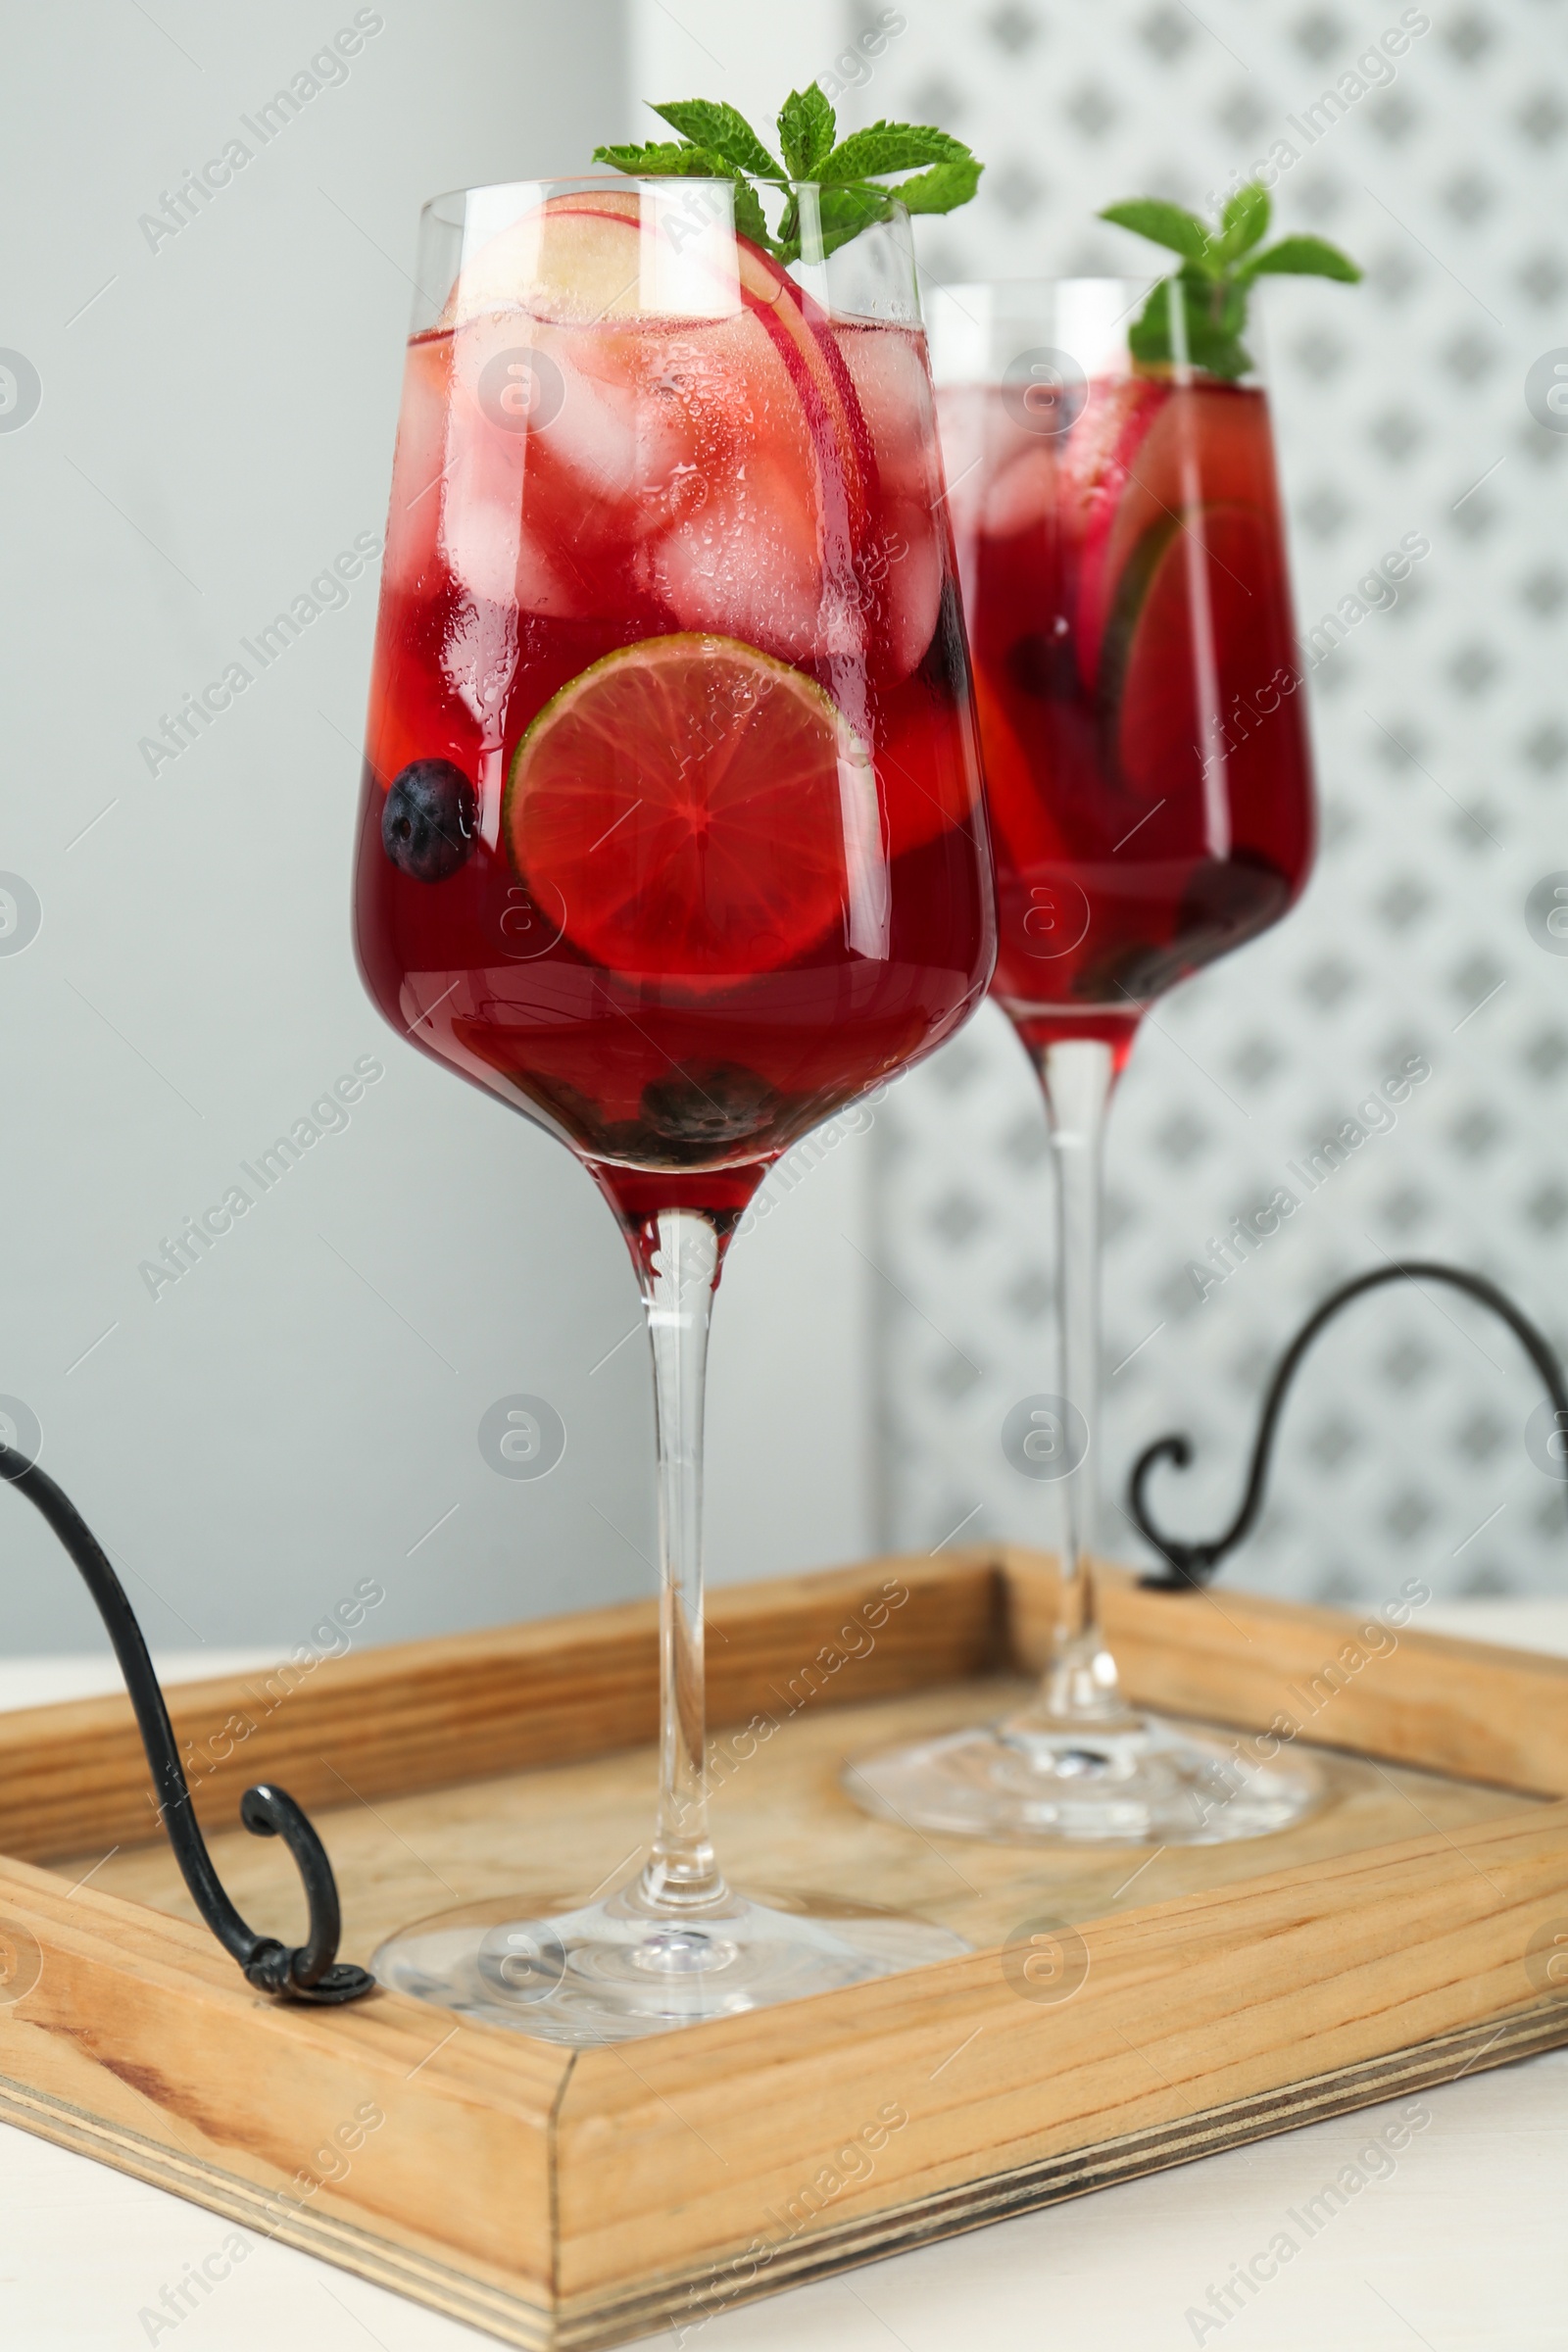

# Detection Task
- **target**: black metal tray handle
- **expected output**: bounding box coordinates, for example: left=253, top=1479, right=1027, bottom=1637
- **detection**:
left=1128, top=1260, right=1568, bottom=1591
left=1, top=1446, right=373, bottom=2003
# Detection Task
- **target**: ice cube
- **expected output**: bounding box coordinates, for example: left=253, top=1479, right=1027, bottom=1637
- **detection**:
left=523, top=327, right=701, bottom=556
left=441, top=474, right=591, bottom=616
left=840, top=323, right=940, bottom=503
left=383, top=335, right=452, bottom=594
left=879, top=499, right=945, bottom=680
left=430, top=317, right=632, bottom=607
left=647, top=459, right=823, bottom=661
left=435, top=347, right=595, bottom=615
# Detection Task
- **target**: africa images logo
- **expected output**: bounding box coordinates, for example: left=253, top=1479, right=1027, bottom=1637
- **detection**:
left=135, top=13, right=386, bottom=255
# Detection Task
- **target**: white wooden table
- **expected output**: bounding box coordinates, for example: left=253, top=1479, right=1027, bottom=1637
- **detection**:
left=2, top=1604, right=1564, bottom=2352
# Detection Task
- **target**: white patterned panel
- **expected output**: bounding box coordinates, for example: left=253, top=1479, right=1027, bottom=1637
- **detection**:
left=849, top=0, right=1568, bottom=1598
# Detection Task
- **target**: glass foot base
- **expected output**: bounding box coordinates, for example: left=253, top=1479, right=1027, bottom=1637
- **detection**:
left=847, top=1716, right=1323, bottom=1846
left=371, top=1883, right=969, bottom=2045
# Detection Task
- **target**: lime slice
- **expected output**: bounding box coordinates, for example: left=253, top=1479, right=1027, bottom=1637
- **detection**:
left=1077, top=383, right=1276, bottom=692
left=1101, top=503, right=1275, bottom=795
left=504, top=635, right=869, bottom=982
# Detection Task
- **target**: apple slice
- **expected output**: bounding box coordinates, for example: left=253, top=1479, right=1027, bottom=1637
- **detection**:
left=728, top=265, right=870, bottom=606
left=643, top=457, right=825, bottom=662
left=1055, top=373, right=1167, bottom=688
left=1094, top=383, right=1280, bottom=653
left=440, top=186, right=646, bottom=327
left=1102, top=502, right=1278, bottom=799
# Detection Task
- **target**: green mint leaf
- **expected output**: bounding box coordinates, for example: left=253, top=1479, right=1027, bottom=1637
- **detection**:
left=1103, top=186, right=1360, bottom=378
left=592, top=138, right=778, bottom=248
left=795, top=183, right=895, bottom=262
left=1099, top=198, right=1214, bottom=267
left=649, top=100, right=782, bottom=181
left=1125, top=306, right=1167, bottom=367
left=1243, top=234, right=1362, bottom=283
left=777, top=84, right=835, bottom=178
left=599, top=86, right=985, bottom=262
left=728, top=176, right=775, bottom=253
left=1218, top=181, right=1270, bottom=260
left=818, top=121, right=969, bottom=182
left=592, top=139, right=723, bottom=176
left=1128, top=272, right=1252, bottom=381
left=894, top=153, right=984, bottom=216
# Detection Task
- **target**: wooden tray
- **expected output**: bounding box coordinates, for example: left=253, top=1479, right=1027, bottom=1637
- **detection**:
left=2, top=1545, right=1567, bottom=2349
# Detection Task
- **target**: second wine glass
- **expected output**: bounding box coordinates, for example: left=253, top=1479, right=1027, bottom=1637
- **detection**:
left=850, top=279, right=1322, bottom=1844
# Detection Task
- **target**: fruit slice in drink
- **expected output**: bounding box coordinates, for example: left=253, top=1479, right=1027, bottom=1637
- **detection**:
left=503, top=633, right=878, bottom=983
left=439, top=189, right=871, bottom=649
left=1102, top=501, right=1264, bottom=795
left=1054, top=373, right=1165, bottom=689
left=1069, top=380, right=1284, bottom=693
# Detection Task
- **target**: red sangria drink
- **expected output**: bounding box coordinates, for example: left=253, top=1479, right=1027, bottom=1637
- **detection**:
left=356, top=184, right=990, bottom=1229
left=354, top=178, right=992, bottom=2038
left=937, top=290, right=1314, bottom=1067
left=963, top=400, right=1314, bottom=1060
left=850, top=280, right=1320, bottom=1845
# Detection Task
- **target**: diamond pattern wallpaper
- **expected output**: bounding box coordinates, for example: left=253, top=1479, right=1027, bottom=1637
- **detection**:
left=850, top=0, right=1568, bottom=1598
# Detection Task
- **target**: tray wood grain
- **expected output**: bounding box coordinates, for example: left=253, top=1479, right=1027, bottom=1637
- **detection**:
left=0, top=1546, right=1564, bottom=2349
left=58, top=1667, right=1548, bottom=1965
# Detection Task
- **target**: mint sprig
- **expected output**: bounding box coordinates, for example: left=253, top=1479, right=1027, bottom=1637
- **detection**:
left=777, top=84, right=834, bottom=179
left=1099, top=184, right=1361, bottom=381
left=594, top=88, right=982, bottom=265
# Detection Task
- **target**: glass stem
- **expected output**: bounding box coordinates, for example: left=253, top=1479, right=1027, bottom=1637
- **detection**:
left=1023, top=1038, right=1131, bottom=1730
left=633, top=1207, right=729, bottom=1914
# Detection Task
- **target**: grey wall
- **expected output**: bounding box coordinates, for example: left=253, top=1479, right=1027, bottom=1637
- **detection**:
left=0, top=0, right=669, bottom=1656
left=2, top=0, right=884, bottom=1658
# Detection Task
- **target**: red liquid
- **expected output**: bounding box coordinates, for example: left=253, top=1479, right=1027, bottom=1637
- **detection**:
left=938, top=374, right=1314, bottom=1067
left=355, top=196, right=993, bottom=1228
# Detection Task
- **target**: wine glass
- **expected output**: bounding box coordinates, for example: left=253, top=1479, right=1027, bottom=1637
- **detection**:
left=849, top=280, right=1321, bottom=1844
left=353, top=178, right=994, bottom=2037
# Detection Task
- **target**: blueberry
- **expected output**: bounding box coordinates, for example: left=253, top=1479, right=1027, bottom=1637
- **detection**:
left=381, top=760, right=476, bottom=882
left=639, top=1063, right=780, bottom=1152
